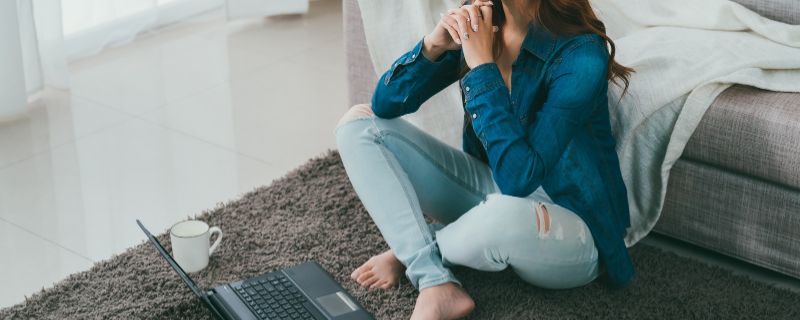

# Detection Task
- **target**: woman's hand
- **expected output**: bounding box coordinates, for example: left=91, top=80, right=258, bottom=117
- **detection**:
left=422, top=1, right=495, bottom=63
left=443, top=1, right=496, bottom=69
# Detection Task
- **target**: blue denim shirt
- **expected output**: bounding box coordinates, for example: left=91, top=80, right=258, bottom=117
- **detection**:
left=371, top=22, right=635, bottom=288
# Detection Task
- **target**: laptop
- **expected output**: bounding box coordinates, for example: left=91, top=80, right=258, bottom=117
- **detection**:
left=137, top=220, right=374, bottom=320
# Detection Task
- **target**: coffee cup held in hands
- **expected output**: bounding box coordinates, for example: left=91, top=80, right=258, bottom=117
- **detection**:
left=169, top=220, right=223, bottom=273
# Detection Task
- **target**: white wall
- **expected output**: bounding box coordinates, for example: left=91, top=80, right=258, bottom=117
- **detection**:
left=0, top=0, right=27, bottom=118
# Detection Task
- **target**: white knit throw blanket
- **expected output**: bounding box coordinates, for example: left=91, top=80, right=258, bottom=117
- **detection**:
left=356, top=0, right=800, bottom=247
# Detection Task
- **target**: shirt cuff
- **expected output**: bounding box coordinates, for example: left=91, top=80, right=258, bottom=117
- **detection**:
left=384, top=37, right=459, bottom=85
left=460, top=62, right=506, bottom=102
left=415, top=38, right=459, bottom=65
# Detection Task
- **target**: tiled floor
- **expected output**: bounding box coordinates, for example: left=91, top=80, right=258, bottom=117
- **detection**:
left=2, top=0, right=799, bottom=310
left=0, top=0, right=345, bottom=307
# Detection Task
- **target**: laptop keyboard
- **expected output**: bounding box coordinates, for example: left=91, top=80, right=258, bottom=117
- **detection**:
left=234, top=273, right=315, bottom=320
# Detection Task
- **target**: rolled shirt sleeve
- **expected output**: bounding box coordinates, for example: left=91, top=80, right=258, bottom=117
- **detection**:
left=371, top=37, right=462, bottom=119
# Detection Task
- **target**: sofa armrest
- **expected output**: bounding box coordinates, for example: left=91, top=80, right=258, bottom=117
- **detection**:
left=344, top=0, right=378, bottom=108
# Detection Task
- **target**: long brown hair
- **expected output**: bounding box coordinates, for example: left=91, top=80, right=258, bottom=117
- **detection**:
left=461, top=0, right=633, bottom=93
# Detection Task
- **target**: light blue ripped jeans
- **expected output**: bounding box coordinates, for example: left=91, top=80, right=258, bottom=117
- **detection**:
left=334, top=104, right=600, bottom=290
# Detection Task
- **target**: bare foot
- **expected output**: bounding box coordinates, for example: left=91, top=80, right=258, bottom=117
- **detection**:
left=410, top=282, right=475, bottom=320
left=350, top=250, right=405, bottom=290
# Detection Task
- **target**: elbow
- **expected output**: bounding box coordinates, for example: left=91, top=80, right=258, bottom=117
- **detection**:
left=370, top=69, right=421, bottom=118
left=370, top=100, right=399, bottom=119
left=494, top=154, right=548, bottom=198
left=370, top=91, right=409, bottom=119
left=494, top=165, right=543, bottom=198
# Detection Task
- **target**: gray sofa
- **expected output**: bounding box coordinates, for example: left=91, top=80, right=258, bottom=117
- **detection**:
left=343, top=0, right=800, bottom=279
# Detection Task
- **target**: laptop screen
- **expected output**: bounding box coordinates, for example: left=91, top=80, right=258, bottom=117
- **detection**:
left=136, top=220, right=223, bottom=318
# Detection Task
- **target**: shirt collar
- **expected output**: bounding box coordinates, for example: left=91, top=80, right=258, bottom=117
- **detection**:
left=520, top=21, right=557, bottom=61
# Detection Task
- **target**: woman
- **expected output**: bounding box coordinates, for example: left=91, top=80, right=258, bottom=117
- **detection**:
left=335, top=0, right=635, bottom=318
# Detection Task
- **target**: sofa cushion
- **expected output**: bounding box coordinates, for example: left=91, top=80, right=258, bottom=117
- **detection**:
left=658, top=159, right=800, bottom=279
left=683, top=85, right=800, bottom=190
left=731, top=0, right=800, bottom=25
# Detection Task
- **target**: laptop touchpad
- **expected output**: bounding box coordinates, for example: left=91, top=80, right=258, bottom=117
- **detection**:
left=316, top=291, right=359, bottom=317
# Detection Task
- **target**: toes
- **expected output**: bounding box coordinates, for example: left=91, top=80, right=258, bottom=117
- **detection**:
left=369, top=279, right=396, bottom=290
left=362, top=275, right=380, bottom=289
left=369, top=280, right=384, bottom=290
left=351, top=263, right=371, bottom=281
left=350, top=268, right=362, bottom=281
left=378, top=281, right=394, bottom=290
left=356, top=270, right=375, bottom=285
left=369, top=280, right=382, bottom=289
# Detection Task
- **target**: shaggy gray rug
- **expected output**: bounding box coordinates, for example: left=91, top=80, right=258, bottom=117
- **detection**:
left=2, top=150, right=799, bottom=319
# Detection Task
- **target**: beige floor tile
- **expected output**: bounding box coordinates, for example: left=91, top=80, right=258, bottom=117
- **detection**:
left=0, top=90, right=134, bottom=169
left=0, top=117, right=283, bottom=263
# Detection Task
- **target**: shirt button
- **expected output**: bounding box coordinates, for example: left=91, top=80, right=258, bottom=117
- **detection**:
left=465, top=86, right=471, bottom=92
left=472, top=113, right=477, bottom=119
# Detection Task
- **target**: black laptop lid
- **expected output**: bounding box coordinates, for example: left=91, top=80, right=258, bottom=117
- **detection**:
left=137, top=219, right=224, bottom=319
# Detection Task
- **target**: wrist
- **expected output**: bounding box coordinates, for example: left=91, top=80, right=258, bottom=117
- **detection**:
left=468, top=59, right=495, bottom=70
left=422, top=35, right=447, bottom=61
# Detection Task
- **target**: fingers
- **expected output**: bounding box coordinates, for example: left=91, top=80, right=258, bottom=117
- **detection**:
left=438, top=1, right=495, bottom=46
left=447, top=9, right=471, bottom=40
left=439, top=14, right=462, bottom=45
left=471, top=0, right=494, bottom=8
left=449, top=2, right=495, bottom=33
left=479, top=4, right=493, bottom=26
left=447, top=8, right=471, bottom=37
left=464, top=5, right=482, bottom=32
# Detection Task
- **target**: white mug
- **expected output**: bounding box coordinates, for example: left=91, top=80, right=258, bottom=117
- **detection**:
left=170, top=220, right=223, bottom=273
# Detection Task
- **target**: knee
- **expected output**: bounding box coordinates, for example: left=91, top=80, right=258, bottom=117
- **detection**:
left=436, top=194, right=534, bottom=270
left=486, top=194, right=556, bottom=237
left=479, top=194, right=537, bottom=240
left=337, top=104, right=375, bottom=129
left=456, top=194, right=534, bottom=246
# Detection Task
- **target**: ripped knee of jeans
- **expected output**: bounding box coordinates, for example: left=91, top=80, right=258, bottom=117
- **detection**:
left=336, top=104, right=375, bottom=129
left=534, top=201, right=551, bottom=236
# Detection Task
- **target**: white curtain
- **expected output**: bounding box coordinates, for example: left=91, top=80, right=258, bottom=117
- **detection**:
left=17, top=0, right=70, bottom=95
left=1, top=0, right=27, bottom=117
left=14, top=0, right=224, bottom=97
